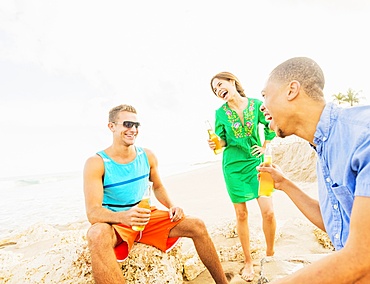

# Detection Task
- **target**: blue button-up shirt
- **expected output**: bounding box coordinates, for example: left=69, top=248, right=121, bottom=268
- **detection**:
left=313, top=102, right=370, bottom=250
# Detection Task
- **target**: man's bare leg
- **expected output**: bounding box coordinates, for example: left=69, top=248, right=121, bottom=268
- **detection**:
left=87, top=223, right=125, bottom=284
left=169, top=217, right=229, bottom=284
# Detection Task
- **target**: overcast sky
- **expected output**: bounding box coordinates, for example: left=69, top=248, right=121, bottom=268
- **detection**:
left=0, top=0, right=369, bottom=178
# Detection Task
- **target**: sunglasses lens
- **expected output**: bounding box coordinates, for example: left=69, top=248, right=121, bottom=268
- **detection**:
left=123, top=121, right=140, bottom=128
left=123, top=121, right=133, bottom=128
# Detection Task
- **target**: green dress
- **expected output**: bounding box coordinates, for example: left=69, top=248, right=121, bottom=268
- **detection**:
left=215, top=98, right=276, bottom=203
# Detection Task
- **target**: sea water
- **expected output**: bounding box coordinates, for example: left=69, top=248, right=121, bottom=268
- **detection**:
left=0, top=159, right=218, bottom=238
left=0, top=172, right=86, bottom=238
left=0, top=120, right=222, bottom=238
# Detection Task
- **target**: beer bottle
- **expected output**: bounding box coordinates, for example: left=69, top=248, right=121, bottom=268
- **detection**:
left=205, top=120, right=222, bottom=155
left=258, top=142, right=274, bottom=197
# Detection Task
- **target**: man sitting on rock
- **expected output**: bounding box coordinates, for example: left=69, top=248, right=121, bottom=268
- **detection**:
left=83, top=104, right=229, bottom=284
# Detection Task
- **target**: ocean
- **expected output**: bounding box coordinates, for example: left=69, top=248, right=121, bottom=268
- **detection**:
left=0, top=158, right=220, bottom=239
left=0, top=109, right=225, bottom=239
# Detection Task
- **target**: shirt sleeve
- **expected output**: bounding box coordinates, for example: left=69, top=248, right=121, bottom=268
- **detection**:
left=352, top=132, right=370, bottom=197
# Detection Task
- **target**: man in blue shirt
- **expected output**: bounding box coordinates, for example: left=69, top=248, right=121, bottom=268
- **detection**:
left=259, top=57, right=370, bottom=283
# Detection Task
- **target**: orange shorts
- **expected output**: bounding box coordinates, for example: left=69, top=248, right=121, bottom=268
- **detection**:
left=112, top=207, right=184, bottom=262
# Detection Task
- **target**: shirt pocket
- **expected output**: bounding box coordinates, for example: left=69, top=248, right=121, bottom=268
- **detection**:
left=331, top=183, right=354, bottom=218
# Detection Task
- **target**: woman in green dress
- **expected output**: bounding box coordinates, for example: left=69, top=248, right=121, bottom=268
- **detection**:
left=208, top=72, right=276, bottom=282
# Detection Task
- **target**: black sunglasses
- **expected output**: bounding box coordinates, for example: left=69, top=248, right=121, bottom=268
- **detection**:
left=113, top=121, right=140, bottom=128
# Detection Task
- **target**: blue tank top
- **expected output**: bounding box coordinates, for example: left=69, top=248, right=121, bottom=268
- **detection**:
left=97, top=147, right=150, bottom=212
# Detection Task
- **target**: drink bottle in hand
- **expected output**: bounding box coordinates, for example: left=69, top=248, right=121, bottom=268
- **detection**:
left=205, top=120, right=222, bottom=155
left=258, top=143, right=274, bottom=197
left=132, top=183, right=151, bottom=231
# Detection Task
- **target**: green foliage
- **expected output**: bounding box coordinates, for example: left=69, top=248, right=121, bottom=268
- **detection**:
left=332, top=88, right=363, bottom=106
left=332, top=92, right=346, bottom=104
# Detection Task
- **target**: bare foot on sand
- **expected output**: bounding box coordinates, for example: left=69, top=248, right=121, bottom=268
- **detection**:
left=240, top=263, right=255, bottom=282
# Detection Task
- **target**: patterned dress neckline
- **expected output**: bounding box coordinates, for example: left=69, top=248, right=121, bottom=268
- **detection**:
left=223, top=99, right=256, bottom=138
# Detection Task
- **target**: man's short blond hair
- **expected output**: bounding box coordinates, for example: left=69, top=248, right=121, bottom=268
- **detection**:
left=108, top=104, right=137, bottom=122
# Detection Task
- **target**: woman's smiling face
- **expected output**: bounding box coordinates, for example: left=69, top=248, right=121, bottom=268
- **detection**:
left=211, top=78, right=236, bottom=101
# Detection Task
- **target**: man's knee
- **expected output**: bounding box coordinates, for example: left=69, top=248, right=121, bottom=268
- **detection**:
left=182, top=217, right=208, bottom=237
left=87, top=223, right=115, bottom=248
left=190, top=217, right=207, bottom=229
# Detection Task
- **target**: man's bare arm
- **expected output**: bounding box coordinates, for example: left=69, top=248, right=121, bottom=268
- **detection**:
left=144, top=148, right=175, bottom=209
left=272, top=196, right=370, bottom=283
left=258, top=163, right=325, bottom=231
left=280, top=178, right=325, bottom=231
left=144, top=148, right=184, bottom=222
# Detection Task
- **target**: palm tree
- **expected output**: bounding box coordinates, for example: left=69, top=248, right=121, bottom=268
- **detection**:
left=343, top=88, right=362, bottom=106
left=332, top=92, right=346, bottom=104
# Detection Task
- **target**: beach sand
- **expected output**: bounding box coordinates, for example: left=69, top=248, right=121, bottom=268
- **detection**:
left=0, top=138, right=334, bottom=283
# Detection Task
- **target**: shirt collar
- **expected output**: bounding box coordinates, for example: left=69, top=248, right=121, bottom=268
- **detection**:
left=313, top=102, right=338, bottom=154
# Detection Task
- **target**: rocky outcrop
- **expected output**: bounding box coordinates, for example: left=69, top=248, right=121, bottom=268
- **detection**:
left=0, top=222, right=207, bottom=283
left=272, top=137, right=318, bottom=183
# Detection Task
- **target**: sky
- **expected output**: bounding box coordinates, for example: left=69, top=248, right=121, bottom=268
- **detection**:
left=0, top=0, right=369, bottom=179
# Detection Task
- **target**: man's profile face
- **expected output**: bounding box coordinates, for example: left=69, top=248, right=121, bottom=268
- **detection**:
left=261, top=78, right=289, bottom=138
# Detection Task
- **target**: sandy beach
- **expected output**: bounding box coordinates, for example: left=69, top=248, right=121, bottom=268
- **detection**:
left=0, top=138, right=334, bottom=283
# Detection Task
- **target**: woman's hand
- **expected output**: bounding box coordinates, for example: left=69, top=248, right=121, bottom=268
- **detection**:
left=251, top=145, right=265, bottom=157
left=207, top=139, right=217, bottom=150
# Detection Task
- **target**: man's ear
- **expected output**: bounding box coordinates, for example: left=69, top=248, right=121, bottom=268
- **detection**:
left=108, top=122, right=115, bottom=131
left=287, top=80, right=300, bottom=101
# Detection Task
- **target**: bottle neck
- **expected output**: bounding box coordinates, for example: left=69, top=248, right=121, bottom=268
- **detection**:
left=265, top=143, right=272, bottom=156
left=205, top=120, right=213, bottom=131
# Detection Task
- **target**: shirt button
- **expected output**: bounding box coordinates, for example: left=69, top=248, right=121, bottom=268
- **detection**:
left=333, top=204, right=338, bottom=210
left=322, top=137, right=327, bottom=141
left=326, top=177, right=331, bottom=183
left=335, top=233, right=340, bottom=239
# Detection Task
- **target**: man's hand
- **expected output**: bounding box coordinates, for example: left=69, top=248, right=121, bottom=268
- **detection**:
left=256, top=163, right=290, bottom=191
left=169, top=206, right=184, bottom=222
left=121, top=206, right=151, bottom=227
